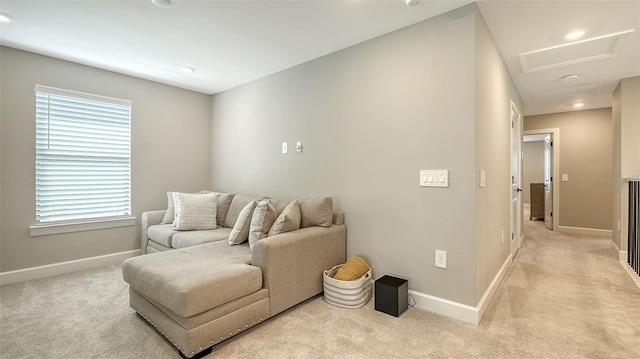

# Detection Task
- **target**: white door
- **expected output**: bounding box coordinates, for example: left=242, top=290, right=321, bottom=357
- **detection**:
left=544, top=134, right=554, bottom=230
left=511, top=102, right=523, bottom=256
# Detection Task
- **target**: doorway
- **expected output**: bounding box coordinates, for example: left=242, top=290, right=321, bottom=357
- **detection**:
left=523, top=128, right=560, bottom=232
left=511, top=101, right=523, bottom=256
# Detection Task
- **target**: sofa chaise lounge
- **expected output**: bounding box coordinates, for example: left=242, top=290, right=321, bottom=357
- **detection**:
left=122, top=192, right=346, bottom=357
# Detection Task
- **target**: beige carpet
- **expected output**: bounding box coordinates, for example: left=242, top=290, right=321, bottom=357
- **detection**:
left=2, top=216, right=639, bottom=359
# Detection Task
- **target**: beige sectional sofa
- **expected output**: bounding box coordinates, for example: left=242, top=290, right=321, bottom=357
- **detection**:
left=122, top=192, right=346, bottom=358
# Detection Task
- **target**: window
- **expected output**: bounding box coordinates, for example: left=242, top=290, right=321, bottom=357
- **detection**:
left=32, top=85, right=133, bottom=234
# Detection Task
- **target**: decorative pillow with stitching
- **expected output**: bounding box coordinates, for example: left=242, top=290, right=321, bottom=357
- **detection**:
left=268, top=200, right=301, bottom=236
left=228, top=201, right=257, bottom=245
left=248, top=200, right=277, bottom=250
left=173, top=192, right=218, bottom=231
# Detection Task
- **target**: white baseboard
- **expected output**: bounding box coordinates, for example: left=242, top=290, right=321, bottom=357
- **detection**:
left=620, top=251, right=628, bottom=263
left=611, top=240, right=624, bottom=261
left=619, top=261, right=640, bottom=290
left=610, top=241, right=639, bottom=289
left=558, top=225, right=612, bottom=238
left=0, top=249, right=140, bottom=286
left=476, top=254, right=513, bottom=322
left=409, top=290, right=478, bottom=324
left=409, top=254, right=513, bottom=325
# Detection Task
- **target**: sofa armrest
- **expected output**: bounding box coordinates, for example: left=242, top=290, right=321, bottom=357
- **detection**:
left=251, top=224, right=346, bottom=316
left=141, top=210, right=166, bottom=254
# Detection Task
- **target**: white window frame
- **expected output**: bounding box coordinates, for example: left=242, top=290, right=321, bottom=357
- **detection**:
left=30, top=85, right=135, bottom=237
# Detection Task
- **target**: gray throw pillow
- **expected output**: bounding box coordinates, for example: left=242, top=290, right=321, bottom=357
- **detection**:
left=228, top=201, right=257, bottom=245
left=299, top=197, right=333, bottom=228
left=268, top=200, right=301, bottom=236
left=248, top=200, right=277, bottom=250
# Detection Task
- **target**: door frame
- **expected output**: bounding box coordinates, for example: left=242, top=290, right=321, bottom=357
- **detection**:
left=510, top=100, right=523, bottom=256
left=523, top=127, right=560, bottom=231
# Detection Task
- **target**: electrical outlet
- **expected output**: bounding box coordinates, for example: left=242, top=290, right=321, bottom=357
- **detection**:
left=435, top=250, right=447, bottom=269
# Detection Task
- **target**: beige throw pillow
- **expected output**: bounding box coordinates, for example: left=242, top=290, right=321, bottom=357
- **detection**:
left=228, top=201, right=257, bottom=245
left=248, top=200, right=277, bottom=250
left=173, top=192, right=218, bottom=231
left=299, top=197, right=333, bottom=228
left=160, top=191, right=176, bottom=224
left=268, top=200, right=301, bottom=236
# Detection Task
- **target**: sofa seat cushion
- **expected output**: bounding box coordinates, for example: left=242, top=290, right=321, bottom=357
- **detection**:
left=147, top=224, right=178, bottom=247
left=122, top=241, right=261, bottom=317
left=172, top=228, right=232, bottom=249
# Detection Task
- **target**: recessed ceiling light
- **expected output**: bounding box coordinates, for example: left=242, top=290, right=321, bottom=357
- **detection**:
left=179, top=66, right=195, bottom=74
left=564, top=30, right=585, bottom=40
left=562, top=74, right=580, bottom=81
left=0, top=11, right=14, bottom=23
left=404, top=0, right=421, bottom=6
left=573, top=103, right=584, bottom=108
left=152, top=0, right=172, bottom=8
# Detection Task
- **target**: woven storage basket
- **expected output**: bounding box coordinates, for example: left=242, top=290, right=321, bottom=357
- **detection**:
left=323, top=264, right=372, bottom=309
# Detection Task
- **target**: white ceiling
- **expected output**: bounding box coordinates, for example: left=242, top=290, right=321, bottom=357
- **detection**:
left=1, top=0, right=639, bottom=116
left=477, top=0, right=640, bottom=116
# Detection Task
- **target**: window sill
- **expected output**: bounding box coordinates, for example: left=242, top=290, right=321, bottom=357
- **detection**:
left=29, top=216, right=136, bottom=237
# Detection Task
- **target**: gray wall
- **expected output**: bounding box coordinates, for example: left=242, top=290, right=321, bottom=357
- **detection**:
left=0, top=47, right=211, bottom=272
left=211, top=5, right=517, bottom=306
left=524, top=108, right=613, bottom=231
left=523, top=141, right=545, bottom=204
left=473, top=9, right=521, bottom=303
left=613, top=76, right=640, bottom=250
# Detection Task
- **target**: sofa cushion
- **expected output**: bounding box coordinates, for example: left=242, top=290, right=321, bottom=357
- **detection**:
left=147, top=224, right=179, bottom=247
left=212, top=192, right=235, bottom=227
left=268, top=200, right=301, bottom=236
left=122, top=241, right=261, bottom=317
left=228, top=201, right=257, bottom=245
left=224, top=194, right=264, bottom=228
left=268, top=198, right=292, bottom=216
left=172, top=228, right=232, bottom=249
left=299, top=197, right=333, bottom=228
left=248, top=200, right=277, bottom=250
left=174, top=192, right=218, bottom=231
left=147, top=240, right=171, bottom=252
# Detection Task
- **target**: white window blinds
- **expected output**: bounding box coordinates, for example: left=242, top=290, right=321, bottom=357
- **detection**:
left=35, top=85, right=131, bottom=224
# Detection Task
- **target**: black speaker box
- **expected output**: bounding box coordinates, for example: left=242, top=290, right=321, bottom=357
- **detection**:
left=374, top=275, right=408, bottom=317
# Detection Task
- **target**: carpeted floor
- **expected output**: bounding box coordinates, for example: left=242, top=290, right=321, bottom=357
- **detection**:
left=1, top=215, right=639, bottom=359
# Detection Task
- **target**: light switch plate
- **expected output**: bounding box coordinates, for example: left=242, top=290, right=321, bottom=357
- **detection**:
left=296, top=141, right=302, bottom=152
left=479, top=169, right=486, bottom=188
left=282, top=142, right=288, bottom=154
left=562, top=174, right=568, bottom=182
left=420, top=170, right=449, bottom=187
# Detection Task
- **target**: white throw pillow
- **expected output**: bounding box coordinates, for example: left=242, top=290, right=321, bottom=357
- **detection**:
left=160, top=191, right=176, bottom=224
left=173, top=192, right=218, bottom=231
left=228, top=201, right=257, bottom=245
left=248, top=200, right=277, bottom=250
left=268, top=200, right=301, bottom=236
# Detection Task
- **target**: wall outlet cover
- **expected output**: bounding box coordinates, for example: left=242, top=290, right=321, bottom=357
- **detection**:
left=435, top=250, right=447, bottom=269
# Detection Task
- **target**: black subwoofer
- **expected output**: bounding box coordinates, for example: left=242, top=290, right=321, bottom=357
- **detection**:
left=374, top=275, right=408, bottom=317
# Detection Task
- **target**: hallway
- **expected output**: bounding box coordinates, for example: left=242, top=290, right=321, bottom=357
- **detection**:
left=480, top=210, right=640, bottom=357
